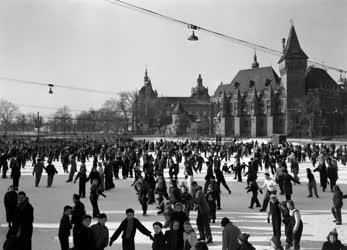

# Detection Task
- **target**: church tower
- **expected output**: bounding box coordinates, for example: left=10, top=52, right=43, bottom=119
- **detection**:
left=278, top=24, right=308, bottom=135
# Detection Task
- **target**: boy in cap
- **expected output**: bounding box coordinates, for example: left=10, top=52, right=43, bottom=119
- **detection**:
left=58, top=205, right=73, bottom=250
left=152, top=222, right=166, bottom=250
left=90, top=213, right=109, bottom=250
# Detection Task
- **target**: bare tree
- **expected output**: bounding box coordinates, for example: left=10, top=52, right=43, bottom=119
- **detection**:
left=103, top=91, right=136, bottom=131
left=51, top=106, right=73, bottom=133
left=0, top=99, right=18, bottom=135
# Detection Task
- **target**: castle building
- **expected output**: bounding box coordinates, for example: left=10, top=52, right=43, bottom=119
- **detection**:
left=134, top=24, right=347, bottom=137
left=211, top=24, right=347, bottom=137
left=133, top=71, right=211, bottom=135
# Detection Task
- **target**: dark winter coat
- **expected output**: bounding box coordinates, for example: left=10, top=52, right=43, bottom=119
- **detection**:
left=152, top=231, right=166, bottom=250
left=71, top=201, right=86, bottom=225
left=45, top=164, right=58, bottom=176
left=58, top=214, right=72, bottom=238
left=75, top=226, right=93, bottom=250
left=237, top=243, right=256, bottom=250
left=110, top=218, right=151, bottom=241
left=170, top=211, right=189, bottom=231
left=165, top=229, right=184, bottom=250
left=12, top=198, right=34, bottom=240
left=321, top=240, right=345, bottom=250
left=4, top=191, right=18, bottom=223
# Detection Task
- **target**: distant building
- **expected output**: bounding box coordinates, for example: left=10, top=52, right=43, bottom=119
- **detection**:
left=133, top=24, right=347, bottom=137
left=133, top=71, right=210, bottom=135
left=211, top=24, right=347, bottom=137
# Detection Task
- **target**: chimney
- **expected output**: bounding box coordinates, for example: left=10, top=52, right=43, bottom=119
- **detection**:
left=282, top=38, right=286, bottom=52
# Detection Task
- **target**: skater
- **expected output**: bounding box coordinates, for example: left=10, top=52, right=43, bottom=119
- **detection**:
left=331, top=185, right=347, bottom=225
left=164, top=220, right=184, bottom=250
left=287, top=200, right=303, bottom=250
left=195, top=186, right=213, bottom=244
left=45, top=160, right=58, bottom=187
left=109, top=208, right=153, bottom=250
left=183, top=221, right=198, bottom=250
left=90, top=213, right=109, bottom=250
left=260, top=173, right=277, bottom=212
left=71, top=194, right=86, bottom=247
left=206, top=184, right=217, bottom=223
left=90, top=179, right=106, bottom=219
left=66, top=154, right=77, bottom=183
left=267, top=195, right=281, bottom=243
left=152, top=222, right=166, bottom=250
left=221, top=217, right=241, bottom=250
left=306, top=168, right=319, bottom=198
left=74, top=163, right=87, bottom=198
left=58, top=205, right=73, bottom=250
left=314, top=156, right=328, bottom=192
left=4, top=185, right=18, bottom=228
left=104, top=160, right=115, bottom=191
left=321, top=228, right=345, bottom=250
left=74, top=215, right=93, bottom=250
left=246, top=180, right=262, bottom=209
left=32, top=158, right=45, bottom=187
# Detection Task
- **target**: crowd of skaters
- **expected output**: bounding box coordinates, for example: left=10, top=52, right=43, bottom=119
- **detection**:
left=1, top=137, right=347, bottom=250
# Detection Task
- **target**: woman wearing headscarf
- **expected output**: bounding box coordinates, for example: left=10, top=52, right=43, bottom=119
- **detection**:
left=321, top=228, right=345, bottom=250
left=183, top=221, right=198, bottom=250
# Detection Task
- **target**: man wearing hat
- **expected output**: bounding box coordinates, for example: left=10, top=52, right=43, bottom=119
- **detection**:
left=90, top=213, right=109, bottom=250
left=306, top=168, right=319, bottom=198
left=322, top=228, right=345, bottom=250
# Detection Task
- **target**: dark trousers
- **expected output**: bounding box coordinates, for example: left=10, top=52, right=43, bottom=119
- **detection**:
left=262, top=190, right=276, bottom=210
left=197, top=211, right=212, bottom=241
left=139, top=195, right=148, bottom=213
left=250, top=193, right=260, bottom=207
left=216, top=192, right=221, bottom=209
left=332, top=206, right=342, bottom=222
left=293, top=221, right=303, bottom=250
left=58, top=235, right=69, bottom=250
left=90, top=196, right=100, bottom=218
left=272, top=217, right=281, bottom=239
left=122, top=165, right=128, bottom=178
left=79, top=180, right=86, bottom=197
left=73, top=224, right=81, bottom=247
left=329, top=178, right=337, bottom=191
left=218, top=178, right=231, bottom=193
left=285, top=193, right=292, bottom=201
left=308, top=181, right=318, bottom=196
left=122, top=238, right=135, bottom=250
left=12, top=175, right=20, bottom=189
left=35, top=172, right=42, bottom=187
left=47, top=174, right=54, bottom=187
left=67, top=169, right=76, bottom=182
left=208, top=201, right=216, bottom=222
left=278, top=180, right=284, bottom=194
left=284, top=223, right=292, bottom=245
left=18, top=237, right=32, bottom=250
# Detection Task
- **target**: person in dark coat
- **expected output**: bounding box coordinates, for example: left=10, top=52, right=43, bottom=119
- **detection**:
left=45, top=160, right=58, bottom=187
left=109, top=208, right=153, bottom=250
left=246, top=180, right=262, bottom=209
left=221, top=217, right=241, bottom=250
left=90, top=213, right=109, bottom=250
left=75, top=215, right=93, bottom=250
left=58, top=205, right=73, bottom=250
left=306, top=168, right=319, bottom=198
left=327, top=159, right=338, bottom=192
left=74, top=163, right=87, bottom=198
left=287, top=200, right=303, bottom=250
left=90, top=179, right=106, bottom=219
left=11, top=191, right=34, bottom=250
left=278, top=169, right=300, bottom=201
left=170, top=202, right=189, bottom=232
left=71, top=194, right=86, bottom=247
left=331, top=185, right=347, bottom=225
left=164, top=220, right=184, bottom=250
left=279, top=201, right=292, bottom=249
left=321, top=228, right=345, bottom=250
left=314, top=162, right=328, bottom=192
left=152, top=222, right=166, bottom=250
left=32, top=158, right=45, bottom=187
left=195, top=187, right=213, bottom=244
left=206, top=184, right=217, bottom=223
left=237, top=233, right=255, bottom=250
left=104, top=160, right=115, bottom=191
left=4, top=185, right=18, bottom=228
left=267, top=195, right=281, bottom=243
left=10, top=156, right=21, bottom=190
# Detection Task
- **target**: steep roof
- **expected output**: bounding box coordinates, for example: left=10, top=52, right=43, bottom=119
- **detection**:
left=305, top=67, right=341, bottom=91
left=213, top=66, right=281, bottom=97
left=173, top=102, right=185, bottom=114
left=158, top=96, right=210, bottom=105
left=279, top=25, right=308, bottom=63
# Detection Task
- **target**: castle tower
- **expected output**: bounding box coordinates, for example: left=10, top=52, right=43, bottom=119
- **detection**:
left=252, top=51, right=260, bottom=69
left=278, top=24, right=308, bottom=135
left=191, top=74, right=210, bottom=98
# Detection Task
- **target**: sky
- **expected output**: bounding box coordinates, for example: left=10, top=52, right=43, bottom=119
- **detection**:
left=0, top=0, right=346, bottom=115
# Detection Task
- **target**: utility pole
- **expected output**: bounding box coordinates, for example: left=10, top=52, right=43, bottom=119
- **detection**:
left=37, top=112, right=40, bottom=141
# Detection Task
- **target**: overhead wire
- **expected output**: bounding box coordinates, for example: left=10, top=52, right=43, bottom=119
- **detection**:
left=0, top=76, right=120, bottom=96
left=104, top=0, right=346, bottom=74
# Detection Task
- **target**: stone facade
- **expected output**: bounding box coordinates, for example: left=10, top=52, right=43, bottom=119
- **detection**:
left=133, top=25, right=347, bottom=137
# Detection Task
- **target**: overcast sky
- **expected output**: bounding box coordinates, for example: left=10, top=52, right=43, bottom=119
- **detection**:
left=0, top=0, right=346, bottom=115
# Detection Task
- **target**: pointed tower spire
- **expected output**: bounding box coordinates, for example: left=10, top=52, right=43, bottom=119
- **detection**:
left=197, top=74, right=203, bottom=87
left=252, top=50, right=259, bottom=68
left=279, top=24, right=308, bottom=63
left=144, top=66, right=149, bottom=83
